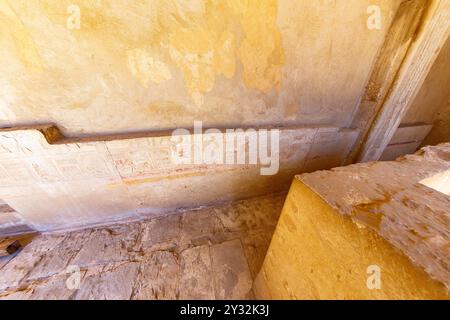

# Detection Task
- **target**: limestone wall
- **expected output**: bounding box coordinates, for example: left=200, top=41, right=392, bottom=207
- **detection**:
left=385, top=36, right=450, bottom=157
left=0, top=125, right=357, bottom=231
left=0, top=0, right=406, bottom=231
left=402, top=37, right=450, bottom=131
left=0, top=0, right=400, bottom=135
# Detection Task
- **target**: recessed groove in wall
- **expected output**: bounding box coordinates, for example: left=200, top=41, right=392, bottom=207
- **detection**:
left=0, top=124, right=356, bottom=145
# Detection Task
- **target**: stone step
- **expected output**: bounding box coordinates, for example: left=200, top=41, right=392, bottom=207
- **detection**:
left=254, top=143, right=450, bottom=299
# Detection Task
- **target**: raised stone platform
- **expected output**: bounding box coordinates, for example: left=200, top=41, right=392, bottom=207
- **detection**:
left=254, top=143, right=450, bottom=299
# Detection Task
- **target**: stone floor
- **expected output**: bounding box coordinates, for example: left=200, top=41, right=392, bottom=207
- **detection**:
left=0, top=193, right=285, bottom=300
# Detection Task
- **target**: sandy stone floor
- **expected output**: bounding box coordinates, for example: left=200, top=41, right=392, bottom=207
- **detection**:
left=0, top=194, right=285, bottom=300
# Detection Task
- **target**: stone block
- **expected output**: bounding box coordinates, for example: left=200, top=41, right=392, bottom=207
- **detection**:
left=254, top=144, right=450, bottom=299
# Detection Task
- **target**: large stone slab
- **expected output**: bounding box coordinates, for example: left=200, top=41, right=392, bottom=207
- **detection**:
left=27, top=230, right=91, bottom=280
left=70, top=223, right=141, bottom=267
left=179, top=245, right=215, bottom=300
left=0, top=194, right=284, bottom=300
left=211, top=239, right=253, bottom=300
left=255, top=143, right=450, bottom=299
left=73, top=262, right=140, bottom=300
left=139, top=214, right=181, bottom=252
left=0, top=234, right=65, bottom=290
left=132, top=251, right=180, bottom=300
left=381, top=124, right=433, bottom=161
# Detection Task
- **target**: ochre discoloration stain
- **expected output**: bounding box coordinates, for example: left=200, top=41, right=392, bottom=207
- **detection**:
left=1, top=0, right=401, bottom=133
left=138, top=0, right=285, bottom=105
left=121, top=171, right=207, bottom=186
left=38, top=0, right=285, bottom=106
left=107, top=166, right=241, bottom=188
left=147, top=101, right=191, bottom=119
left=237, top=0, right=285, bottom=92
left=284, top=103, right=299, bottom=119
left=0, top=1, right=43, bottom=72
left=127, top=48, right=172, bottom=86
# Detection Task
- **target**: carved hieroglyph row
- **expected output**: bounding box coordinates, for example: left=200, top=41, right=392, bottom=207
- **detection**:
left=0, top=125, right=358, bottom=231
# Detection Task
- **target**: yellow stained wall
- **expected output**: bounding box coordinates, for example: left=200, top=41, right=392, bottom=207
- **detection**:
left=0, top=0, right=401, bottom=136
left=254, top=178, right=449, bottom=300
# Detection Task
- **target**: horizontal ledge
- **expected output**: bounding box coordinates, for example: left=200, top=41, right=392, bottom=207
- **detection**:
left=0, top=124, right=357, bottom=145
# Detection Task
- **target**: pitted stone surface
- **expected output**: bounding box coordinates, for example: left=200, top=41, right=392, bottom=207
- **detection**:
left=299, top=143, right=450, bottom=290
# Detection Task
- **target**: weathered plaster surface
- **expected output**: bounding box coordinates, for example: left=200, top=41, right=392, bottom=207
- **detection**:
left=0, top=125, right=357, bottom=231
left=0, top=0, right=400, bottom=135
left=423, top=99, right=450, bottom=146
left=0, top=193, right=284, bottom=300
left=380, top=124, right=432, bottom=161
left=392, top=37, right=450, bottom=148
left=402, top=37, right=450, bottom=126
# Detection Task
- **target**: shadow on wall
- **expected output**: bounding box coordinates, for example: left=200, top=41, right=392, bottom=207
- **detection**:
left=0, top=200, right=35, bottom=237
